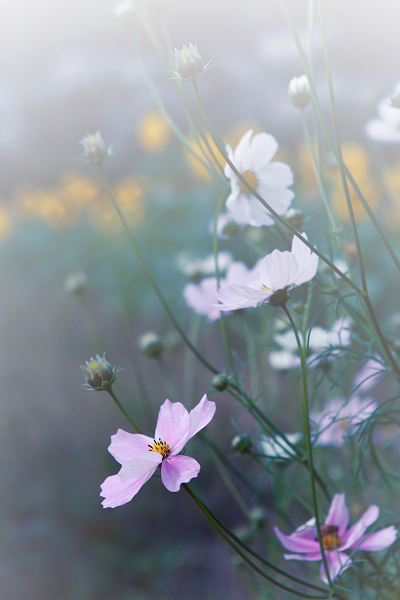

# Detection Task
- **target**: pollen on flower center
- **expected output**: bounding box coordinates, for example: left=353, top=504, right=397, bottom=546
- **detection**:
left=148, top=438, right=171, bottom=460
left=260, top=284, right=270, bottom=290
left=240, top=170, right=258, bottom=193
left=317, top=524, right=342, bottom=550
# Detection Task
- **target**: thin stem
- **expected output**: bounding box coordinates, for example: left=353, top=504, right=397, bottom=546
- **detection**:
left=107, top=388, right=143, bottom=434
left=283, top=305, right=332, bottom=588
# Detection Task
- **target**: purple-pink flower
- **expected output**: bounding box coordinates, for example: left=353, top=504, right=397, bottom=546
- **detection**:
left=100, top=395, right=216, bottom=508
left=274, top=493, right=397, bottom=584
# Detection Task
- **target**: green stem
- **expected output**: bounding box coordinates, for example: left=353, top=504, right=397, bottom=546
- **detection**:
left=107, top=388, right=143, bottom=433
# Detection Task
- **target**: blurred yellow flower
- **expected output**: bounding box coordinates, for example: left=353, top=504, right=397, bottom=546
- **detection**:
left=136, top=110, right=171, bottom=153
left=0, top=203, right=12, bottom=242
left=325, top=143, right=372, bottom=183
left=12, top=185, right=77, bottom=229
left=330, top=175, right=380, bottom=222
left=59, top=172, right=101, bottom=208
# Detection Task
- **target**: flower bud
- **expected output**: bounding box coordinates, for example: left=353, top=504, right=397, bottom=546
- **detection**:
left=81, top=354, right=121, bottom=391
left=138, top=332, right=163, bottom=358
left=285, top=207, right=305, bottom=230
left=248, top=507, right=267, bottom=529
left=63, top=271, right=88, bottom=295
left=172, top=44, right=211, bottom=81
left=79, top=132, right=112, bottom=166
left=288, top=75, right=311, bottom=108
left=211, top=373, right=229, bottom=392
left=231, top=433, right=252, bottom=454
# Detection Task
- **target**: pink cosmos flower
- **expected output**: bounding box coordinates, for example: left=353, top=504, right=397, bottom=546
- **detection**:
left=274, top=493, right=397, bottom=584
left=100, top=395, right=216, bottom=508
left=215, top=233, right=318, bottom=311
left=353, top=355, right=386, bottom=394
left=183, top=260, right=260, bottom=322
left=311, top=396, right=377, bottom=448
left=224, top=129, right=294, bottom=227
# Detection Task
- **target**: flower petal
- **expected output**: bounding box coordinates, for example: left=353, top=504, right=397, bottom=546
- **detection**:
left=354, top=525, right=397, bottom=551
left=260, top=250, right=298, bottom=291
left=187, top=394, right=216, bottom=441
left=341, top=504, right=379, bottom=550
left=118, top=451, right=161, bottom=482
left=319, top=551, right=352, bottom=584
left=107, top=429, right=155, bottom=464
left=155, top=399, right=190, bottom=453
left=284, top=551, right=322, bottom=561
left=161, top=455, right=201, bottom=492
left=100, top=472, right=153, bottom=508
left=274, top=526, right=320, bottom=553
left=324, top=494, right=350, bottom=536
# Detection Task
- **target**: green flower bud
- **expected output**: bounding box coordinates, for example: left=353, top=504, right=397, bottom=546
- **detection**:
left=138, top=332, right=163, bottom=358
left=81, top=353, right=121, bottom=391
left=231, top=433, right=252, bottom=454
left=211, top=373, right=229, bottom=392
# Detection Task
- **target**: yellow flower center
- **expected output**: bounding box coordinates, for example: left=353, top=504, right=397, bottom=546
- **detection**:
left=260, top=284, right=270, bottom=290
left=240, top=170, right=258, bottom=193
left=89, top=361, right=98, bottom=369
left=148, top=438, right=171, bottom=460
left=318, top=524, right=342, bottom=550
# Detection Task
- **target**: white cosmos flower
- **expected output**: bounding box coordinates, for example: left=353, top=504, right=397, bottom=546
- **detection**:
left=260, top=433, right=302, bottom=460
left=183, top=260, right=259, bottom=322
left=224, top=129, right=294, bottom=227
left=215, top=233, right=318, bottom=311
left=365, top=83, right=400, bottom=144
left=176, top=250, right=233, bottom=279
left=270, top=317, right=352, bottom=370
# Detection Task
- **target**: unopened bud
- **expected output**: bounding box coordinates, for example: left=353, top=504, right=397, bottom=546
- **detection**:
left=138, top=332, right=163, bottom=358
left=211, top=373, right=229, bottom=392
left=288, top=75, right=312, bottom=108
left=79, top=132, right=112, bottom=166
left=231, top=433, right=252, bottom=454
left=81, top=353, right=121, bottom=391
left=63, top=271, right=88, bottom=295
left=172, top=44, right=211, bottom=81
left=248, top=507, right=267, bottom=529
left=285, top=207, right=305, bottom=230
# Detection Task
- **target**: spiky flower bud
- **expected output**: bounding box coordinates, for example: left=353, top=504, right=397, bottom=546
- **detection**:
left=81, top=354, right=121, bottom=391
left=288, top=75, right=312, bottom=108
left=211, top=373, right=229, bottom=392
left=79, top=132, right=112, bottom=166
left=231, top=433, right=252, bottom=454
left=171, top=44, right=211, bottom=81
left=138, top=332, right=163, bottom=358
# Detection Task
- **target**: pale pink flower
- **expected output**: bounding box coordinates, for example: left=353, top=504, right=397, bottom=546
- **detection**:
left=365, top=83, right=400, bottom=144
left=311, top=396, right=377, bottom=448
left=353, top=355, right=386, bottom=393
left=100, top=395, right=216, bottom=508
left=183, top=260, right=259, bottom=322
left=275, top=493, right=397, bottom=584
left=224, top=129, right=294, bottom=226
left=216, top=233, right=318, bottom=311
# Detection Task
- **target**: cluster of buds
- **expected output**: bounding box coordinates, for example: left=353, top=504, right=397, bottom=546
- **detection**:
left=171, top=44, right=212, bottom=82
left=79, top=132, right=113, bottom=166
left=288, top=75, right=312, bottom=109
left=81, top=354, right=122, bottom=392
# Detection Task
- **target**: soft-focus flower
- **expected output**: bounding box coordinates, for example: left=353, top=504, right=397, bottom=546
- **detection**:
left=138, top=332, right=163, bottom=358
left=231, top=433, right=252, bottom=454
left=365, top=84, right=400, bottom=143
left=260, top=433, right=302, bottom=460
left=183, top=260, right=258, bottom=322
left=224, top=129, right=294, bottom=227
left=177, top=250, right=233, bottom=280
left=184, top=131, right=224, bottom=181
left=269, top=318, right=352, bottom=370
left=112, top=0, right=137, bottom=26
left=209, top=210, right=243, bottom=238
left=215, top=233, right=318, bottom=311
left=81, top=354, right=122, bottom=392
left=352, top=355, right=386, bottom=393
left=100, top=395, right=216, bottom=507
left=136, top=110, right=171, bottom=153
left=63, top=271, right=88, bottom=295
left=311, top=395, right=377, bottom=448
left=79, top=132, right=113, bottom=165
left=285, top=207, right=305, bottom=230
left=171, top=44, right=211, bottom=81
left=288, top=75, right=311, bottom=108
left=274, top=493, right=397, bottom=584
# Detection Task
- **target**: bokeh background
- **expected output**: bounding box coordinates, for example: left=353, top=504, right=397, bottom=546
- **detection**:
left=2, top=0, right=400, bottom=598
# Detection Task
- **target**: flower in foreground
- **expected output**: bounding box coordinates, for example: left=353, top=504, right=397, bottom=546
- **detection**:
left=274, top=493, right=397, bottom=584
left=311, top=396, right=377, bottom=448
left=215, top=233, right=318, bottom=310
left=224, top=129, right=294, bottom=227
left=100, top=395, right=216, bottom=508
